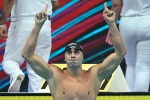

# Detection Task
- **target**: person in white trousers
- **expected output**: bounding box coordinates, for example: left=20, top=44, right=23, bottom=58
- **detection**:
left=106, top=0, right=150, bottom=92
left=0, top=0, right=58, bottom=92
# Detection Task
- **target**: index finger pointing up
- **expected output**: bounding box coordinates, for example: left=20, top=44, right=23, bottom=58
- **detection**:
left=104, top=2, right=108, bottom=10
left=43, top=4, right=48, bottom=14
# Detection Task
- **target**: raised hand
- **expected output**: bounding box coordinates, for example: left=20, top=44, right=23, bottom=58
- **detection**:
left=105, top=30, right=113, bottom=45
left=0, top=25, right=8, bottom=40
left=35, top=4, right=48, bottom=25
left=103, top=2, right=115, bottom=25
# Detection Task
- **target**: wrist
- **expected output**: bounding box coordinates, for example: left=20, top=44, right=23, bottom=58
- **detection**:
left=108, top=22, right=116, bottom=26
left=35, top=23, right=43, bottom=27
left=34, top=24, right=43, bottom=30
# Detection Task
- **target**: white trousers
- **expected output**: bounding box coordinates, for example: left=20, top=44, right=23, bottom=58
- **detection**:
left=2, top=19, right=51, bottom=92
left=119, top=15, right=150, bottom=92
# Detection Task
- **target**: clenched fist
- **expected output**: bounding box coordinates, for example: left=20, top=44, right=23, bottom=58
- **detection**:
left=35, top=4, right=48, bottom=25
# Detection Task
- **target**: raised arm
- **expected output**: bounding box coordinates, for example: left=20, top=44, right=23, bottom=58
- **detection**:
left=0, top=0, right=15, bottom=39
left=51, top=0, right=59, bottom=12
left=22, top=5, right=53, bottom=79
left=96, top=3, right=126, bottom=80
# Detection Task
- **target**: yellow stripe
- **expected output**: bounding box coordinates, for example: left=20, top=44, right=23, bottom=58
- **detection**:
left=1, top=96, right=150, bottom=100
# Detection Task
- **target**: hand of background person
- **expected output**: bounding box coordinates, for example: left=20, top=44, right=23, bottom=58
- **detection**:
left=105, top=30, right=113, bottom=45
left=0, top=25, right=8, bottom=40
left=35, top=4, right=48, bottom=25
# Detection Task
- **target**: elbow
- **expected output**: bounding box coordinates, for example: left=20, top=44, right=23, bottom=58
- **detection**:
left=122, top=51, right=127, bottom=57
left=22, top=53, right=27, bottom=60
left=120, top=44, right=127, bottom=57
left=117, top=49, right=127, bottom=58
left=22, top=52, right=32, bottom=60
left=124, top=49, right=127, bottom=56
left=120, top=49, right=127, bottom=58
left=123, top=46, right=127, bottom=56
left=22, top=50, right=26, bottom=59
left=22, top=48, right=34, bottom=60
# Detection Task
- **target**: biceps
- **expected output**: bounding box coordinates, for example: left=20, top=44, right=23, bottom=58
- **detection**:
left=102, top=53, right=123, bottom=68
left=99, top=53, right=123, bottom=79
left=26, top=55, right=52, bottom=78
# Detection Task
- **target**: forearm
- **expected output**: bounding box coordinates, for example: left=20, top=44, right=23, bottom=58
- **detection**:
left=0, top=0, right=15, bottom=25
left=109, top=22, right=126, bottom=56
left=22, top=24, right=43, bottom=57
left=51, top=0, right=59, bottom=12
left=22, top=23, right=53, bottom=79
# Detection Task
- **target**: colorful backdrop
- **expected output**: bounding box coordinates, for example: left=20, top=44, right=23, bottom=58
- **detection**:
left=0, top=0, right=126, bottom=92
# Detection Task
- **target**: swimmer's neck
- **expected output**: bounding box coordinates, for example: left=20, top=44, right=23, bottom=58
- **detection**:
left=66, top=65, right=83, bottom=77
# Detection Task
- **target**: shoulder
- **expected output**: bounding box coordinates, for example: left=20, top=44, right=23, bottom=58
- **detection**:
left=48, top=64, right=65, bottom=73
left=86, top=64, right=102, bottom=74
left=48, top=64, right=62, bottom=70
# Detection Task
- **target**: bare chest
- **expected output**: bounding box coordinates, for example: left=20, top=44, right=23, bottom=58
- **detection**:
left=48, top=74, right=99, bottom=100
left=59, top=78, right=92, bottom=95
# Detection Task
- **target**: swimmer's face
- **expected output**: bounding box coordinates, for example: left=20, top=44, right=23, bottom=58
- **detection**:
left=65, top=49, right=83, bottom=68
